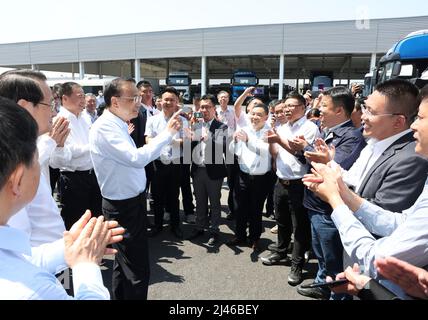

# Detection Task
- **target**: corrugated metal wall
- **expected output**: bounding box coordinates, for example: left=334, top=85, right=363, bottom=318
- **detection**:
left=0, top=16, right=427, bottom=65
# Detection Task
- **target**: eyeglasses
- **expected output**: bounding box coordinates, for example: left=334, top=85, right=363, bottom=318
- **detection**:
left=38, top=100, right=56, bottom=112
left=361, top=105, right=405, bottom=118
left=285, top=104, right=303, bottom=109
left=116, top=95, right=142, bottom=103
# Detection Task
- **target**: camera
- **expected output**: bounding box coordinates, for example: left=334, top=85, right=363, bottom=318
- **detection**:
left=194, top=112, right=203, bottom=118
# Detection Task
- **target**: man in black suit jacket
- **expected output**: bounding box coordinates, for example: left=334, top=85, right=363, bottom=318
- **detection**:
left=298, top=87, right=366, bottom=300
left=130, top=107, right=147, bottom=147
left=351, top=79, right=428, bottom=213
left=187, top=94, right=230, bottom=246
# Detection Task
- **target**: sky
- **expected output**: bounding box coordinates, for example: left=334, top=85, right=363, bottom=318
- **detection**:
left=0, top=0, right=427, bottom=44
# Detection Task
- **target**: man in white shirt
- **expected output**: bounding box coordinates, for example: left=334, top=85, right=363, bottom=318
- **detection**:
left=216, top=90, right=237, bottom=220
left=145, top=87, right=185, bottom=238
left=51, top=82, right=102, bottom=230
left=234, top=86, right=264, bottom=130
left=263, top=92, right=321, bottom=286
left=0, top=70, right=68, bottom=246
left=82, top=93, right=98, bottom=124
left=228, top=103, right=271, bottom=251
left=89, top=78, right=182, bottom=300
left=137, top=80, right=159, bottom=118
left=0, top=97, right=124, bottom=300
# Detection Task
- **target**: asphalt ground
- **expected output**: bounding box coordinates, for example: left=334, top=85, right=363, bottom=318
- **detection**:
left=100, top=182, right=317, bottom=300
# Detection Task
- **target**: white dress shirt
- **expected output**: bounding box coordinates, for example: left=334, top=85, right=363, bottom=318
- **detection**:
left=276, top=116, right=321, bottom=180
left=331, top=178, right=428, bottom=299
left=191, top=119, right=215, bottom=167
left=89, top=109, right=173, bottom=200
left=37, top=134, right=71, bottom=184
left=142, top=104, right=160, bottom=118
left=8, top=171, right=66, bottom=247
left=50, top=108, right=93, bottom=171
left=145, top=112, right=185, bottom=163
left=235, top=110, right=252, bottom=130
left=217, top=105, right=236, bottom=132
left=82, top=109, right=98, bottom=124
left=37, top=134, right=56, bottom=183
left=0, top=226, right=109, bottom=300
left=230, top=123, right=271, bottom=175
left=342, top=129, right=412, bottom=191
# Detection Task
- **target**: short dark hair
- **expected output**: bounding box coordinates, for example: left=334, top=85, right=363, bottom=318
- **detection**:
left=103, top=78, right=135, bottom=107
left=323, top=87, right=355, bottom=117
left=200, top=94, right=216, bottom=106
left=0, top=97, right=38, bottom=190
left=0, top=74, right=43, bottom=106
left=1, top=69, right=47, bottom=82
left=136, top=80, right=152, bottom=89
left=60, top=82, right=80, bottom=99
left=418, top=84, right=428, bottom=102
left=217, top=90, right=230, bottom=97
left=375, top=79, right=420, bottom=125
left=355, top=97, right=366, bottom=112
left=162, top=86, right=179, bottom=98
left=285, top=91, right=306, bottom=107
left=307, top=108, right=321, bottom=119
left=52, top=83, right=63, bottom=99
left=251, top=102, right=269, bottom=115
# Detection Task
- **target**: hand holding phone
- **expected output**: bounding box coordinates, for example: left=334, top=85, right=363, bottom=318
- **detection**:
left=300, top=278, right=349, bottom=289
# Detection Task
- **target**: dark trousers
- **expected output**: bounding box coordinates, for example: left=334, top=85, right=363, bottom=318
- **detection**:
left=274, top=180, right=311, bottom=267
left=151, top=160, right=181, bottom=228
left=193, top=167, right=223, bottom=233
left=102, top=194, right=150, bottom=300
left=234, top=170, right=270, bottom=241
left=49, top=166, right=60, bottom=195
left=265, top=171, right=277, bottom=215
left=59, top=170, right=102, bottom=230
left=180, top=163, right=195, bottom=215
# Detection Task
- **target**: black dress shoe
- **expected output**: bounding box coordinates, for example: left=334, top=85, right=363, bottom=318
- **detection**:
left=171, top=226, right=183, bottom=239
left=261, top=252, right=289, bottom=265
left=226, top=213, right=234, bottom=221
left=297, top=285, right=330, bottom=300
left=147, top=226, right=163, bottom=237
left=207, top=233, right=218, bottom=246
left=186, top=228, right=204, bottom=240
left=267, top=243, right=285, bottom=253
left=226, top=237, right=248, bottom=246
left=251, top=240, right=261, bottom=252
left=288, top=264, right=303, bottom=286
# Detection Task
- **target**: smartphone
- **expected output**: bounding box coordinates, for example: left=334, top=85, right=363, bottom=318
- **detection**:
left=194, top=112, right=203, bottom=118
left=300, top=279, right=349, bottom=289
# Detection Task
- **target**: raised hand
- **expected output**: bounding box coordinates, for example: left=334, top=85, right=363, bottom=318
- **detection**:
left=302, top=162, right=343, bottom=207
left=49, top=117, right=70, bottom=147
left=166, top=110, right=183, bottom=134
left=67, top=210, right=125, bottom=260
left=127, top=122, right=135, bottom=135
left=266, top=128, right=280, bottom=144
left=375, top=257, right=428, bottom=299
left=289, top=135, right=308, bottom=151
left=234, top=129, right=248, bottom=143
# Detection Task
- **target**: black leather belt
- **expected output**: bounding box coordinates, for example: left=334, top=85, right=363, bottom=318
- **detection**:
left=62, top=169, right=94, bottom=175
left=278, top=178, right=302, bottom=186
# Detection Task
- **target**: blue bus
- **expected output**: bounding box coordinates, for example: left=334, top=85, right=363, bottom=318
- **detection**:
left=369, top=30, right=428, bottom=93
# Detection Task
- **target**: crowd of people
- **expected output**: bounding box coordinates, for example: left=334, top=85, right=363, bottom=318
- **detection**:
left=0, top=68, right=427, bottom=300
